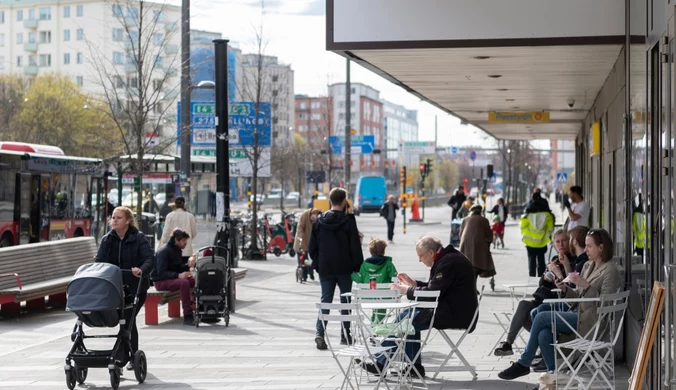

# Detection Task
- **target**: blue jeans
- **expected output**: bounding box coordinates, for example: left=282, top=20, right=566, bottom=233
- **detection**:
left=518, top=311, right=577, bottom=371
left=530, top=302, right=570, bottom=324
left=377, top=309, right=430, bottom=366
left=316, top=274, right=353, bottom=336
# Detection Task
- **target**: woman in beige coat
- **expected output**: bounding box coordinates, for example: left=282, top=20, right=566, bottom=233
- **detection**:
left=459, top=205, right=496, bottom=279
left=293, top=208, right=321, bottom=281
left=498, top=228, right=620, bottom=383
left=159, top=196, right=197, bottom=264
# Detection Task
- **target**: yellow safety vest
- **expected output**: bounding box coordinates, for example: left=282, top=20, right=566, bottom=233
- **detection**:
left=632, top=212, right=646, bottom=249
left=520, top=212, right=554, bottom=248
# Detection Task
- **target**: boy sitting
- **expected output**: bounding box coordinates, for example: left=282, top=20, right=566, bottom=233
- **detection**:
left=352, top=238, right=398, bottom=321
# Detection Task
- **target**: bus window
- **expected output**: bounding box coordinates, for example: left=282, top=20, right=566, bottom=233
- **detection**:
left=18, top=173, right=31, bottom=245
left=73, top=174, right=91, bottom=219
left=51, top=173, right=72, bottom=220
left=0, top=168, right=16, bottom=247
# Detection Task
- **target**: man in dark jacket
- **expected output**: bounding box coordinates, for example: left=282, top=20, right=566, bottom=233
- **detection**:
left=365, top=235, right=477, bottom=377
left=309, top=187, right=364, bottom=350
left=380, top=195, right=400, bottom=243
left=447, top=186, right=467, bottom=220
left=151, top=228, right=196, bottom=325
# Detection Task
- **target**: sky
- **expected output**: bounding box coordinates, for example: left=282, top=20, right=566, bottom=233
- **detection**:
left=181, top=0, right=496, bottom=148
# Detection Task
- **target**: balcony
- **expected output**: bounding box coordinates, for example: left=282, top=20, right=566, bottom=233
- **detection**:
left=23, top=19, right=38, bottom=29
left=125, top=63, right=138, bottom=73
left=165, top=44, right=178, bottom=55
left=24, top=64, right=38, bottom=76
left=23, top=42, right=38, bottom=52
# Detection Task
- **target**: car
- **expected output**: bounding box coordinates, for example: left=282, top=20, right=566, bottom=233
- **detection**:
left=267, top=188, right=284, bottom=199
left=286, top=192, right=300, bottom=200
left=250, top=194, right=265, bottom=205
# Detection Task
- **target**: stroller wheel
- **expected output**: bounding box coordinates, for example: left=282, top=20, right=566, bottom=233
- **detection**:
left=133, top=350, right=147, bottom=383
left=65, top=368, right=76, bottom=390
left=109, top=367, right=120, bottom=390
left=74, top=363, right=88, bottom=384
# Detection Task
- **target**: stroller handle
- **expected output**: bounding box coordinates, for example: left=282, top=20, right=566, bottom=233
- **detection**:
left=197, top=245, right=228, bottom=253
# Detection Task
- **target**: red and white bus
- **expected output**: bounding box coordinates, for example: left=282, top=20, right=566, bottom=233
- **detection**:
left=0, top=142, right=109, bottom=247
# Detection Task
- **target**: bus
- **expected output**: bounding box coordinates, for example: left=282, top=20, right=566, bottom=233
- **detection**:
left=0, top=142, right=109, bottom=247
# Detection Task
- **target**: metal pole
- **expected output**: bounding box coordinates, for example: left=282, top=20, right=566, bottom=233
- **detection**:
left=345, top=59, right=351, bottom=190
left=179, top=0, right=191, bottom=205
left=434, top=115, right=439, bottom=193
left=214, top=39, right=230, bottom=263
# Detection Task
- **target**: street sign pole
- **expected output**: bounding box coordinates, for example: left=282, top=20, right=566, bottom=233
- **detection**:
left=214, top=39, right=231, bottom=266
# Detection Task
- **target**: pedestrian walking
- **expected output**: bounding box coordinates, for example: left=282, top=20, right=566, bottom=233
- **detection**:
left=447, top=186, right=467, bottom=221
left=380, top=195, right=399, bottom=244
left=309, top=188, right=364, bottom=350
left=159, top=196, right=197, bottom=264
left=520, top=192, right=555, bottom=277
left=293, top=208, right=321, bottom=282
left=459, top=205, right=496, bottom=284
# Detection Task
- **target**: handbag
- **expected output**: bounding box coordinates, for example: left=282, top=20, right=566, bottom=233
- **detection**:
left=532, top=286, right=556, bottom=303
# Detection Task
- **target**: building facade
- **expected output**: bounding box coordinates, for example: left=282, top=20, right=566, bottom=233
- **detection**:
left=382, top=99, right=418, bottom=162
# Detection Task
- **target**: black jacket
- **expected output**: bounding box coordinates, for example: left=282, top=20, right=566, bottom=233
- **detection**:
left=309, top=210, right=364, bottom=276
left=407, top=245, right=478, bottom=331
left=380, top=202, right=399, bottom=221
left=159, top=202, right=173, bottom=219
left=95, top=226, right=154, bottom=293
left=151, top=240, right=189, bottom=281
left=447, top=193, right=467, bottom=209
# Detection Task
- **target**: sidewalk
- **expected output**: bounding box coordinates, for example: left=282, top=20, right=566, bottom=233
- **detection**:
left=0, top=206, right=630, bottom=389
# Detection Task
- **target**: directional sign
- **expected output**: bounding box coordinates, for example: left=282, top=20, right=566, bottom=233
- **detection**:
left=488, top=111, right=550, bottom=124
left=469, top=150, right=477, bottom=161
left=489, top=173, right=497, bottom=183
left=557, top=172, right=568, bottom=184
left=449, top=146, right=459, bottom=154
left=329, top=135, right=375, bottom=155
left=403, top=141, right=435, bottom=155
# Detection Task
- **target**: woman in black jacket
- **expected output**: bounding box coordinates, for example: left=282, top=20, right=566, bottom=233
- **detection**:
left=95, top=206, right=154, bottom=371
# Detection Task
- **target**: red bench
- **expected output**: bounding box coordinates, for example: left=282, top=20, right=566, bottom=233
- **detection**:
left=144, top=268, right=248, bottom=325
left=0, top=237, right=97, bottom=315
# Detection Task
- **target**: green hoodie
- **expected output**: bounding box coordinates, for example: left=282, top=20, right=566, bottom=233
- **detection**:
left=351, top=256, right=398, bottom=284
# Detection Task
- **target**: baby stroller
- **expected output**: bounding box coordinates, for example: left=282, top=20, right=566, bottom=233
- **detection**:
left=450, top=218, right=462, bottom=246
left=296, top=251, right=313, bottom=283
left=194, top=245, right=233, bottom=327
left=64, top=263, right=147, bottom=390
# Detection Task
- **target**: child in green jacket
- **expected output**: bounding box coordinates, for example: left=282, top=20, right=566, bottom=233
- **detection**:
left=352, top=238, right=398, bottom=321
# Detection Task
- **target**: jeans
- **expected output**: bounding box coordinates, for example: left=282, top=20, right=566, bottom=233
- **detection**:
left=526, top=247, right=547, bottom=277
left=387, top=220, right=395, bottom=241
left=154, top=277, right=196, bottom=316
left=377, top=309, right=430, bottom=366
left=316, top=274, right=353, bottom=336
left=297, top=253, right=315, bottom=280
left=517, top=311, right=578, bottom=371
left=530, top=302, right=571, bottom=324
left=506, top=300, right=537, bottom=344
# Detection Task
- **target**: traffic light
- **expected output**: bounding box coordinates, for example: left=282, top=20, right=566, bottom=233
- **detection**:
left=419, top=163, right=426, bottom=176
left=425, top=158, right=433, bottom=175
left=487, top=164, right=494, bottom=178
left=400, top=167, right=407, bottom=189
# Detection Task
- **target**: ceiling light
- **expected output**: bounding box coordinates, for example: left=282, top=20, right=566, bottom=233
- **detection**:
left=488, top=75, right=502, bottom=78
left=497, top=88, right=508, bottom=92
left=473, top=56, right=491, bottom=60
left=511, top=106, right=520, bottom=110
left=505, top=98, right=515, bottom=102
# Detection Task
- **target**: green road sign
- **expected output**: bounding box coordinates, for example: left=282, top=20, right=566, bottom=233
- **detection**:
left=193, top=104, right=215, bottom=115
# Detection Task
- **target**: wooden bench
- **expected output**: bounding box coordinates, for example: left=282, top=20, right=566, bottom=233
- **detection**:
left=144, top=268, right=248, bottom=325
left=0, top=237, right=97, bottom=315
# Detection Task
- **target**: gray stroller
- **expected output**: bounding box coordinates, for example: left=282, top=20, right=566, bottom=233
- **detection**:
left=64, top=263, right=147, bottom=390
left=194, top=245, right=233, bottom=327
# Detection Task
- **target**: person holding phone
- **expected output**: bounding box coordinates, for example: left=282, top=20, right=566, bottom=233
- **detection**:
left=565, top=186, right=589, bottom=229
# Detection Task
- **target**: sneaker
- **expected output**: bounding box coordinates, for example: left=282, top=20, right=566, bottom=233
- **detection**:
left=532, top=359, right=548, bottom=372
left=125, top=361, right=134, bottom=371
left=315, top=334, right=327, bottom=350
left=497, top=362, right=530, bottom=380
left=309, top=274, right=315, bottom=281
left=183, top=314, right=194, bottom=325
left=494, top=341, right=514, bottom=356
left=362, top=362, right=386, bottom=376
left=340, top=333, right=353, bottom=345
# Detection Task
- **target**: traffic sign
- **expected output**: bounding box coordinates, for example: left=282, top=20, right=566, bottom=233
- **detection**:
left=470, top=150, right=477, bottom=161
left=489, top=173, right=497, bottom=183
left=449, top=146, right=458, bottom=154
left=329, top=135, right=375, bottom=154
left=556, top=172, right=568, bottom=184
left=306, top=170, right=326, bottom=183
left=403, top=141, right=435, bottom=155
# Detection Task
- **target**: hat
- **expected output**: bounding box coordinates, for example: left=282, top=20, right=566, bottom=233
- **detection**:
left=470, top=204, right=482, bottom=213
left=493, top=214, right=500, bottom=221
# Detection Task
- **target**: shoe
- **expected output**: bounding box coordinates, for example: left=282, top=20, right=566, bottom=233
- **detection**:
left=408, top=363, right=425, bottom=378
left=494, top=341, right=514, bottom=356
left=539, top=372, right=557, bottom=389
left=362, top=362, right=386, bottom=376
left=498, top=362, right=530, bottom=380
left=532, top=359, right=548, bottom=372
left=126, top=361, right=134, bottom=371
left=183, top=314, right=194, bottom=325
left=340, top=333, right=353, bottom=345
left=315, top=334, right=328, bottom=350
left=309, top=274, right=315, bottom=281
left=534, top=352, right=542, bottom=360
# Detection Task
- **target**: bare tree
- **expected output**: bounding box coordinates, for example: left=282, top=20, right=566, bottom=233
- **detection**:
left=86, top=0, right=182, bottom=218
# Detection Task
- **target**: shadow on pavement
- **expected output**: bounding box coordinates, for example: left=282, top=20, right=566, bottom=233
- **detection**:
left=433, top=378, right=536, bottom=389
left=234, top=312, right=316, bottom=336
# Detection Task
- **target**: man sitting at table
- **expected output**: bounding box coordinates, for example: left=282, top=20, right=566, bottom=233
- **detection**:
left=362, top=235, right=478, bottom=378
left=151, top=228, right=196, bottom=325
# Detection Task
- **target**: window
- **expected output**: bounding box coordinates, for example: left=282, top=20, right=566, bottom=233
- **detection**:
left=38, top=54, right=51, bottom=67
left=76, top=76, right=83, bottom=86
left=112, top=4, right=123, bottom=17
left=311, top=101, right=321, bottom=109
left=39, top=31, right=51, bottom=44
left=39, top=7, right=51, bottom=20
left=15, top=32, right=23, bottom=44
left=114, top=76, right=124, bottom=88
left=28, top=55, right=36, bottom=65
left=351, top=87, right=355, bottom=94
left=311, top=113, right=321, bottom=120
left=63, top=53, right=70, bottom=64
left=152, top=79, right=162, bottom=91
left=76, top=29, right=83, bottom=41
left=152, top=10, right=163, bottom=22
left=153, top=32, right=163, bottom=46
left=28, top=32, right=35, bottom=43
left=16, top=10, right=23, bottom=21
left=112, top=28, right=123, bottom=41
left=298, top=125, right=308, bottom=132
left=272, top=75, right=279, bottom=82
left=63, top=6, right=70, bottom=18
left=76, top=52, right=82, bottom=64
left=112, top=52, right=123, bottom=65
left=154, top=55, right=163, bottom=68
left=153, top=102, right=163, bottom=114
left=127, top=77, right=138, bottom=88
left=0, top=34, right=4, bottom=47
left=28, top=9, right=35, bottom=20
left=64, top=29, right=70, bottom=41
left=299, top=102, right=307, bottom=109
left=76, top=5, right=83, bottom=17
left=129, top=30, right=138, bottom=44
left=298, top=113, right=308, bottom=120
left=0, top=11, right=4, bottom=24
left=16, top=56, right=22, bottom=67
left=126, top=7, right=138, bottom=19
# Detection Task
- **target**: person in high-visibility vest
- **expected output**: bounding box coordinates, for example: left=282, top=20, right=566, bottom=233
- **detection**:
left=632, top=197, right=645, bottom=258
left=520, top=192, right=555, bottom=277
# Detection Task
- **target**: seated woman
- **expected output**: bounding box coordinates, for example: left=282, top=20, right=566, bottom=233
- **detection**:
left=498, top=228, right=620, bottom=384
left=363, top=235, right=478, bottom=378
left=151, top=228, right=197, bottom=325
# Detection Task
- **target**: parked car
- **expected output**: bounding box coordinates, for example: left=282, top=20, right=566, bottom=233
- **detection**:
left=267, top=188, right=284, bottom=199
left=250, top=194, right=265, bottom=205
left=286, top=192, right=300, bottom=200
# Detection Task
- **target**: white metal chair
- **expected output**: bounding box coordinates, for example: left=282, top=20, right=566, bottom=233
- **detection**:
left=489, top=276, right=540, bottom=353
left=548, top=290, right=630, bottom=390
left=433, top=285, right=485, bottom=380
left=316, top=302, right=395, bottom=390
left=354, top=283, right=395, bottom=290
left=351, top=289, right=402, bottom=327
